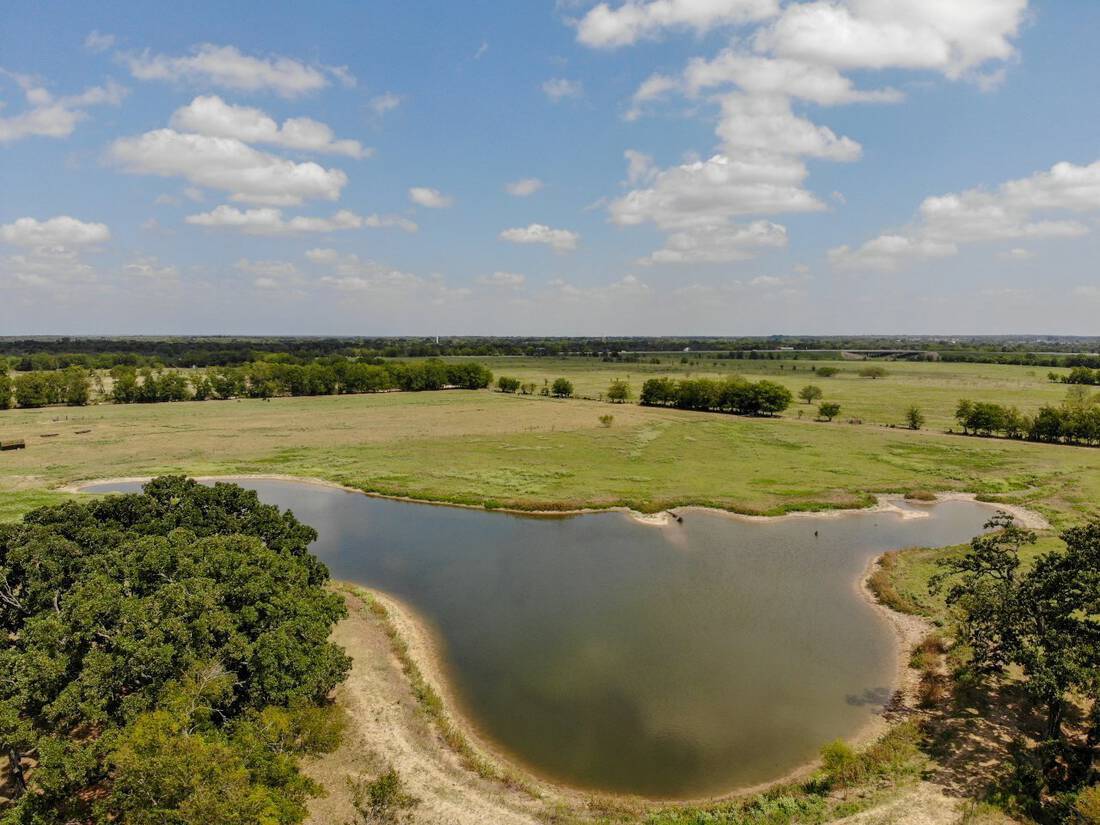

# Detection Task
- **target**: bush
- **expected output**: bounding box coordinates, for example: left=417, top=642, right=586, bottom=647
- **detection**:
left=906, top=406, right=925, bottom=430
left=606, top=380, right=631, bottom=403
left=818, top=401, right=841, bottom=421
left=858, top=365, right=889, bottom=379
left=816, top=366, right=840, bottom=377
left=348, top=768, right=418, bottom=823
left=598, top=414, right=614, bottom=427
left=551, top=377, right=574, bottom=397
left=497, top=375, right=521, bottom=393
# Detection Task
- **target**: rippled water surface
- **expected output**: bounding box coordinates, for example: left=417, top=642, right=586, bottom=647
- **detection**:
left=86, top=479, right=995, bottom=797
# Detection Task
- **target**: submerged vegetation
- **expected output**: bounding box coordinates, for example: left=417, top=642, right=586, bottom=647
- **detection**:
left=0, top=477, right=349, bottom=823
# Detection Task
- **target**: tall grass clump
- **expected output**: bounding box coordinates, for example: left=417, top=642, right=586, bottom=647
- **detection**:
left=867, top=551, right=923, bottom=615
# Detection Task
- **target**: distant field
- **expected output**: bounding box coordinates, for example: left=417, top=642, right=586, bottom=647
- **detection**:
left=463, top=355, right=1073, bottom=430
left=1, top=383, right=1098, bottom=530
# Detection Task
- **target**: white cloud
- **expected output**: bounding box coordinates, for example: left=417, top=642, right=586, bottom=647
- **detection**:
left=756, top=0, right=1028, bottom=80
left=476, top=271, right=526, bottom=287
left=365, top=213, right=419, bottom=232
left=84, top=31, right=116, bottom=53
left=642, top=220, right=787, bottom=263
left=408, top=187, right=454, bottom=208
left=170, top=96, right=369, bottom=158
left=542, top=78, right=584, bottom=101
left=828, top=234, right=957, bottom=272
left=610, top=152, right=823, bottom=231
left=999, top=247, right=1033, bottom=260
left=124, top=43, right=345, bottom=97
left=576, top=0, right=779, bottom=48
left=474, top=41, right=490, bottom=60
left=0, top=72, right=126, bottom=143
left=716, top=93, right=861, bottom=161
left=185, top=205, right=364, bottom=235
left=109, top=129, right=347, bottom=205
left=369, top=92, right=402, bottom=118
left=831, top=158, right=1100, bottom=271
left=505, top=178, right=544, bottom=197
left=499, top=223, right=580, bottom=252
left=122, top=254, right=178, bottom=281
left=682, top=52, right=902, bottom=104
left=0, top=245, right=98, bottom=290
left=307, top=249, right=423, bottom=292
left=0, top=216, right=111, bottom=246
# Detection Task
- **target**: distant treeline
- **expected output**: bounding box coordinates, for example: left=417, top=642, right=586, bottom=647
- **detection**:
left=4, top=335, right=1100, bottom=368
left=640, top=376, right=792, bottom=416
left=0, top=359, right=493, bottom=409
left=955, top=399, right=1100, bottom=446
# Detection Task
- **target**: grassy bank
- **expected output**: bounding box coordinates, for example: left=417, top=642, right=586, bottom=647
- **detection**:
left=1, top=387, right=1098, bottom=528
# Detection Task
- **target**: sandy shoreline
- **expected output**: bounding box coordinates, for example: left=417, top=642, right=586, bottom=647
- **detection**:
left=62, top=473, right=1049, bottom=810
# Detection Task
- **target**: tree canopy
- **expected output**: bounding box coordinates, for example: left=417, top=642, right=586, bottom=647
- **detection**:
left=0, top=476, right=350, bottom=823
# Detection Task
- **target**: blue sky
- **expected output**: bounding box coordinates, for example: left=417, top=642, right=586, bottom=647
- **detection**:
left=2, top=0, right=1099, bottom=335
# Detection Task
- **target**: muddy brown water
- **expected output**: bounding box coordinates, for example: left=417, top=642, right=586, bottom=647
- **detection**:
left=84, top=479, right=995, bottom=798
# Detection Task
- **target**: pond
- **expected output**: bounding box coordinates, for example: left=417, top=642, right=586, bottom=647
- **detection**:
left=84, top=478, right=996, bottom=798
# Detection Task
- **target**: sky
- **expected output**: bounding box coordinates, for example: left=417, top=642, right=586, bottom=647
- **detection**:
left=2, top=0, right=1099, bottom=336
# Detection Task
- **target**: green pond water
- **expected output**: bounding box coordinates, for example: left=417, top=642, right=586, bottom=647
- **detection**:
left=87, top=479, right=995, bottom=798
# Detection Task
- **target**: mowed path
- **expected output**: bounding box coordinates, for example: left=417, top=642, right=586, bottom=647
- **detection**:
left=303, top=591, right=542, bottom=825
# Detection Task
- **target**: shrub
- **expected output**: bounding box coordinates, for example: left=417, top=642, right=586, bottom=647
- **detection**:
left=816, top=366, right=840, bottom=377
left=606, top=379, right=631, bottom=403
left=598, top=414, right=614, bottom=427
left=906, top=406, right=925, bottom=430
left=497, top=375, right=521, bottom=393
left=348, top=768, right=418, bottom=823
left=818, top=401, right=841, bottom=421
left=551, top=377, right=574, bottom=397
left=858, top=365, right=889, bottom=379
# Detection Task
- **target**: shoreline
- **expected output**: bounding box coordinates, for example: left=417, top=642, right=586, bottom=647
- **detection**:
left=59, top=472, right=1050, bottom=530
left=63, top=472, right=1050, bottom=807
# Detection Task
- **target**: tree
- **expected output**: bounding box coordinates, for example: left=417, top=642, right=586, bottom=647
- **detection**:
left=905, top=406, right=925, bottom=430
left=816, top=366, right=840, bottom=378
left=932, top=515, right=1100, bottom=749
left=0, top=371, right=13, bottom=410
left=497, top=376, right=521, bottom=393
left=799, top=385, right=823, bottom=405
left=606, top=380, right=631, bottom=403
left=551, top=377, right=574, bottom=398
left=818, top=401, right=841, bottom=421
left=0, top=477, right=350, bottom=822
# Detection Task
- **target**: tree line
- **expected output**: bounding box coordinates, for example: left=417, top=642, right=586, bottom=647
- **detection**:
left=1051, top=366, right=1100, bottom=385
left=639, top=376, right=793, bottom=415
left=0, top=477, right=350, bottom=823
left=0, top=360, right=493, bottom=409
left=955, top=397, right=1100, bottom=446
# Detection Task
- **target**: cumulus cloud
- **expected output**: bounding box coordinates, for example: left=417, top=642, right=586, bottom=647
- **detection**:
left=109, top=129, right=347, bottom=205
left=123, top=43, right=346, bottom=97
left=756, top=0, right=1028, bottom=80
left=0, top=216, right=111, bottom=246
left=542, top=78, right=583, bottom=101
left=306, top=249, right=424, bottom=292
left=185, top=205, right=364, bottom=235
left=576, top=0, right=779, bottom=48
left=0, top=72, right=126, bottom=143
left=170, top=96, right=369, bottom=158
left=122, top=254, right=178, bottom=281
left=642, top=220, right=787, bottom=263
left=499, top=223, right=580, bottom=252
left=476, top=271, right=526, bottom=287
left=611, top=152, right=822, bottom=229
left=505, top=178, right=544, bottom=197
left=830, top=158, right=1100, bottom=271
left=408, top=187, right=454, bottom=208
left=0, top=245, right=99, bottom=290
left=717, top=94, right=861, bottom=161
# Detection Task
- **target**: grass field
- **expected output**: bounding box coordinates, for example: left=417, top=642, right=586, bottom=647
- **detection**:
left=468, top=356, right=1075, bottom=430
left=1, top=362, right=1098, bottom=532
